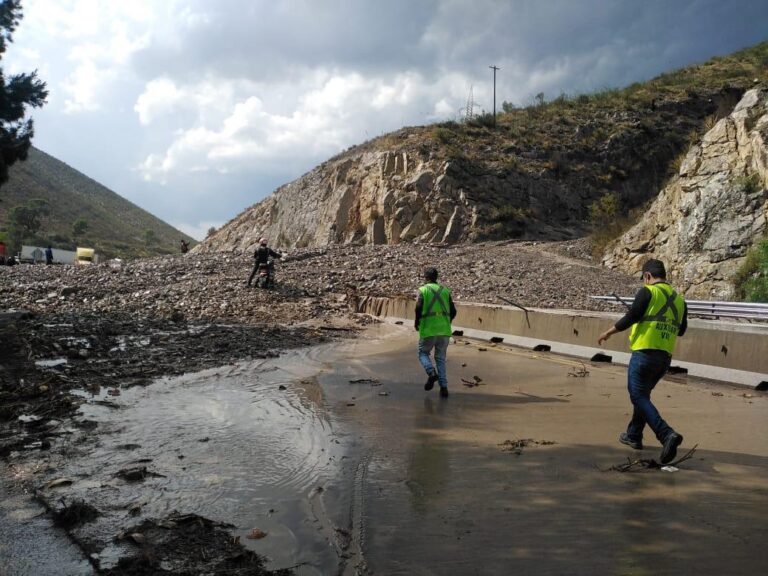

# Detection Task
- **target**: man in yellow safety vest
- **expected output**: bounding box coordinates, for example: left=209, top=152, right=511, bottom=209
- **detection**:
left=415, top=267, right=457, bottom=398
left=598, top=259, right=688, bottom=464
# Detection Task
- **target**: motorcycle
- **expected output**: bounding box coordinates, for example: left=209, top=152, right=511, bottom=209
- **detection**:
left=256, top=258, right=275, bottom=288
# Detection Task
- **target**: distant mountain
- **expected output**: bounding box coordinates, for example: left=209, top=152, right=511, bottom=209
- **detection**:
left=0, top=147, right=194, bottom=258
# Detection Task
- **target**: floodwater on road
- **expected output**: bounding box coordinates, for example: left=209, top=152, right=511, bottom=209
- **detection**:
left=2, top=321, right=767, bottom=575
left=317, top=322, right=768, bottom=576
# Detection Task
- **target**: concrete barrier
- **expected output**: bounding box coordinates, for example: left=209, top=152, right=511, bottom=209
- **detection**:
left=358, top=296, right=768, bottom=383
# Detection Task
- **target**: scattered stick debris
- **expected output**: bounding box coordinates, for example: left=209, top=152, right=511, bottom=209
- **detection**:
left=498, top=438, right=557, bottom=455
left=567, top=363, right=590, bottom=378
left=349, top=378, right=380, bottom=385
left=600, top=445, right=698, bottom=473
left=461, top=376, right=485, bottom=387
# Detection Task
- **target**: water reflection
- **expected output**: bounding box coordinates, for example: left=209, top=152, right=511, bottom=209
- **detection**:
left=405, top=398, right=450, bottom=515
left=74, top=349, right=345, bottom=574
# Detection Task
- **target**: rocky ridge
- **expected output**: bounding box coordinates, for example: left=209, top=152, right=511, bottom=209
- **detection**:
left=200, top=86, right=754, bottom=253
left=604, top=88, right=768, bottom=298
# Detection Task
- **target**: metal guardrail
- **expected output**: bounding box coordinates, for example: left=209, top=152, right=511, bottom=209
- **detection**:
left=591, top=295, right=768, bottom=321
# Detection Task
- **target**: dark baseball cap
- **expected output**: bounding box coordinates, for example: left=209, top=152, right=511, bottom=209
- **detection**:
left=641, top=259, right=666, bottom=279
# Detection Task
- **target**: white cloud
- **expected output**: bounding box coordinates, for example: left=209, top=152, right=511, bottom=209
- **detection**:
left=134, top=78, right=186, bottom=125
left=135, top=69, right=470, bottom=182
left=61, top=58, right=105, bottom=113
left=136, top=72, right=375, bottom=181
left=18, top=0, right=153, bottom=113
left=172, top=219, right=223, bottom=242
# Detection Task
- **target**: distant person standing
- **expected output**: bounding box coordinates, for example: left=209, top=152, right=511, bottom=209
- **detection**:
left=415, top=267, right=457, bottom=398
left=598, top=259, right=688, bottom=464
left=45, top=245, right=54, bottom=265
left=180, top=239, right=190, bottom=253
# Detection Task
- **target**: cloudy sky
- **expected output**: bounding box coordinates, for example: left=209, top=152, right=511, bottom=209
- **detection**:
left=6, top=0, right=768, bottom=239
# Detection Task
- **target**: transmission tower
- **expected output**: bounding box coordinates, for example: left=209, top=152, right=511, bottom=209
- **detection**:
left=464, top=84, right=475, bottom=123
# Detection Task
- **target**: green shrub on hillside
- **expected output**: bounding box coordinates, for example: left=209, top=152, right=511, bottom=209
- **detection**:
left=478, top=204, right=530, bottom=239
left=433, top=126, right=455, bottom=144
left=588, top=192, right=633, bottom=257
left=735, top=173, right=761, bottom=196
left=468, top=112, right=496, bottom=128
left=733, top=236, right=768, bottom=302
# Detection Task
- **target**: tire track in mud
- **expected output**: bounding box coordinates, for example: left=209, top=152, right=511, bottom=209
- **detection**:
left=309, top=450, right=372, bottom=576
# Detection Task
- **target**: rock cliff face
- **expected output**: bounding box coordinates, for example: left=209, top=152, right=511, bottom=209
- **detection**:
left=604, top=89, right=768, bottom=299
left=201, top=150, right=476, bottom=252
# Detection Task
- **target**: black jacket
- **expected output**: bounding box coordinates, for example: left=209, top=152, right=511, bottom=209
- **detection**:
left=254, top=245, right=281, bottom=264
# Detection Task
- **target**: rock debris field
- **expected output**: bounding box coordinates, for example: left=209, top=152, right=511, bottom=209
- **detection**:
left=0, top=239, right=640, bottom=575
left=2, top=240, right=638, bottom=324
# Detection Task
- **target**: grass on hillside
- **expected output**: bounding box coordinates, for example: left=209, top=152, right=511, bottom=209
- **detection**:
left=419, top=42, right=768, bottom=241
left=733, top=235, right=768, bottom=302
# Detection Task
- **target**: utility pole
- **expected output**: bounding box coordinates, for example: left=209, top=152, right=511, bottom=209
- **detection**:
left=489, top=65, right=500, bottom=126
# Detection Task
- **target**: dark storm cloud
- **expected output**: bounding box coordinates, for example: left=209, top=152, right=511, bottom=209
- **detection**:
left=424, top=0, right=768, bottom=99
left=129, top=0, right=768, bottom=106
left=131, top=0, right=440, bottom=82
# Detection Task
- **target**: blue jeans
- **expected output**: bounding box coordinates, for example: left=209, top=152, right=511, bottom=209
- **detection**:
left=418, top=336, right=449, bottom=388
left=626, top=351, right=673, bottom=443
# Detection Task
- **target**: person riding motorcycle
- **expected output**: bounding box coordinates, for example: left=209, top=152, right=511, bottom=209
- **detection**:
left=247, top=237, right=282, bottom=288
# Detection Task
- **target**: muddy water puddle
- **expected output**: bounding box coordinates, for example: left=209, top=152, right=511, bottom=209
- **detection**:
left=75, top=363, right=340, bottom=572
left=19, top=332, right=396, bottom=575
left=9, top=323, right=404, bottom=575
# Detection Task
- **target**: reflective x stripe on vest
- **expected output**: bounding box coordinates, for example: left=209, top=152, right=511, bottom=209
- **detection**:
left=629, top=283, right=684, bottom=354
left=423, top=286, right=449, bottom=318
left=641, top=286, right=681, bottom=328
left=419, top=283, right=452, bottom=338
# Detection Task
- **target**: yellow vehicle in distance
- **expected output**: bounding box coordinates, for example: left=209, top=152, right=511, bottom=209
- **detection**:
left=76, top=247, right=97, bottom=265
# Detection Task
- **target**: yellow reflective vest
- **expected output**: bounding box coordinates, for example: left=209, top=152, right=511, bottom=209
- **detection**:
left=418, top=283, right=452, bottom=338
left=629, top=283, right=685, bottom=354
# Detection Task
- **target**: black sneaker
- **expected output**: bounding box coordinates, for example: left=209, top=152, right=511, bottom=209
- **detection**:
left=439, top=387, right=449, bottom=398
left=619, top=432, right=643, bottom=450
left=660, top=432, right=683, bottom=464
left=424, top=373, right=438, bottom=391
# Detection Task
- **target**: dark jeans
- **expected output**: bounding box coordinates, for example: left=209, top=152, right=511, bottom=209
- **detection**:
left=418, top=336, right=450, bottom=389
left=626, top=351, right=673, bottom=443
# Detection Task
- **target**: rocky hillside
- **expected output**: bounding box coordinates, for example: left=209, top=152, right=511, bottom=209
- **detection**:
left=0, top=147, right=195, bottom=258
left=604, top=88, right=768, bottom=299
left=199, top=43, right=768, bottom=254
